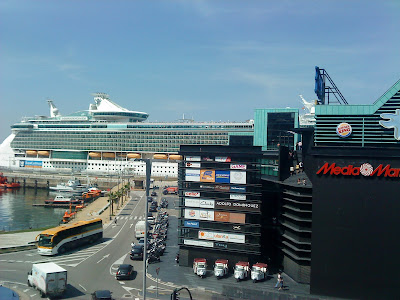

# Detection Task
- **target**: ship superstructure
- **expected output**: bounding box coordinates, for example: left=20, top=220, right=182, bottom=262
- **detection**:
left=1, top=93, right=254, bottom=177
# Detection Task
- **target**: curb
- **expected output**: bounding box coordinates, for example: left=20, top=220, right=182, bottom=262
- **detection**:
left=0, top=244, right=36, bottom=254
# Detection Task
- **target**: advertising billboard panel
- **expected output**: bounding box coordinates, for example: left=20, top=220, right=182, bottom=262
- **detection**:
left=186, top=156, right=201, bottom=161
left=213, top=211, right=246, bottom=223
left=184, top=209, right=199, bottom=219
left=215, top=185, right=230, bottom=192
left=230, top=194, right=246, bottom=200
left=215, top=200, right=260, bottom=212
left=20, top=160, right=43, bottom=168
left=185, top=198, right=200, bottom=208
left=184, top=239, right=214, bottom=248
left=199, top=209, right=214, bottom=220
left=229, top=212, right=246, bottom=223
left=198, top=230, right=245, bottom=244
left=184, top=208, right=215, bottom=221
left=215, top=156, right=231, bottom=162
left=199, top=199, right=215, bottom=208
left=200, top=170, right=215, bottom=182
left=185, top=169, right=200, bottom=181
left=230, top=171, right=246, bottom=184
left=184, top=220, right=200, bottom=228
left=215, top=170, right=230, bottom=183
left=231, top=185, right=246, bottom=192
left=214, top=211, right=230, bottom=222
left=185, top=198, right=215, bottom=208
left=185, top=191, right=200, bottom=197
left=186, top=162, right=201, bottom=168
left=230, top=164, right=247, bottom=170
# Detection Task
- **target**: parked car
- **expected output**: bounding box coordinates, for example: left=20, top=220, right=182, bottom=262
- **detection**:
left=92, top=290, right=113, bottom=300
left=147, top=196, right=153, bottom=202
left=149, top=205, right=157, bottom=212
left=116, top=264, right=134, bottom=280
left=147, top=216, right=156, bottom=225
left=130, top=245, right=144, bottom=260
left=151, top=191, right=157, bottom=196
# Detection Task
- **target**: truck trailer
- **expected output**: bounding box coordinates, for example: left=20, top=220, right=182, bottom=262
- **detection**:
left=27, top=262, right=67, bottom=298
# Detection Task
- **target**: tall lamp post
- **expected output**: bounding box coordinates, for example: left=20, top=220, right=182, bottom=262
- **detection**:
left=135, top=158, right=151, bottom=300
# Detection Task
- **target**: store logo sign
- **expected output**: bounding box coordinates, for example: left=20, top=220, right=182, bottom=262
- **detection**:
left=380, top=109, right=400, bottom=140
left=317, top=162, right=400, bottom=177
left=336, top=123, right=352, bottom=138
left=184, top=220, right=199, bottom=228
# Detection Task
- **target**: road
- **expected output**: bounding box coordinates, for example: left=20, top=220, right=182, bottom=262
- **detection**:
left=0, top=190, right=176, bottom=299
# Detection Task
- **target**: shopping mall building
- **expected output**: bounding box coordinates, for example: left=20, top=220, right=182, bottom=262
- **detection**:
left=177, top=73, right=400, bottom=299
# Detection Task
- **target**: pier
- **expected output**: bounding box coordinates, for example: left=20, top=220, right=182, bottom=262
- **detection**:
left=32, top=203, right=84, bottom=208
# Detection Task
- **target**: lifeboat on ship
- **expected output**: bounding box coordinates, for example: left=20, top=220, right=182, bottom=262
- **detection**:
left=38, top=150, right=50, bottom=156
left=89, top=152, right=101, bottom=158
left=26, top=150, right=38, bottom=156
left=169, top=154, right=183, bottom=160
left=102, top=152, right=115, bottom=159
left=127, top=153, right=141, bottom=159
left=153, top=154, right=168, bottom=160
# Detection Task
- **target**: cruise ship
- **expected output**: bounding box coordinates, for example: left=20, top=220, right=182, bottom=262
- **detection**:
left=0, top=93, right=254, bottom=177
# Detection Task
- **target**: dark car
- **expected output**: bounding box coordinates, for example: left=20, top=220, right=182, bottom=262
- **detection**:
left=130, top=244, right=144, bottom=260
left=147, top=196, right=153, bottom=202
left=116, top=264, right=134, bottom=280
left=149, top=205, right=157, bottom=212
left=151, top=191, right=157, bottom=196
left=92, top=290, right=113, bottom=300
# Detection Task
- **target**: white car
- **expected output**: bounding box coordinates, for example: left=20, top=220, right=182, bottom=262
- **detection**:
left=147, top=216, right=155, bottom=225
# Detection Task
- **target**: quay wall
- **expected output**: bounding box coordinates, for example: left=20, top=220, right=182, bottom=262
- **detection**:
left=0, top=170, right=176, bottom=189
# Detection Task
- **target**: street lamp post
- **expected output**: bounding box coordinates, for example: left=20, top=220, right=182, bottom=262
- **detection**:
left=136, top=158, right=151, bottom=300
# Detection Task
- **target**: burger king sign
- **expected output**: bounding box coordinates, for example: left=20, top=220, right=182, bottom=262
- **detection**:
left=336, top=122, right=352, bottom=138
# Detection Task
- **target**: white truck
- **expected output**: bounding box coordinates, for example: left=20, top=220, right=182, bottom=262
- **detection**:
left=27, top=262, right=67, bottom=298
left=214, top=259, right=229, bottom=279
left=135, top=220, right=146, bottom=239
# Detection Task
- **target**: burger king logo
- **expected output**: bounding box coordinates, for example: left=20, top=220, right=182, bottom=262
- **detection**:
left=336, top=122, right=352, bottom=138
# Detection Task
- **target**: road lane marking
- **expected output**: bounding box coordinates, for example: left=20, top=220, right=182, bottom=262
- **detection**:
left=97, top=253, right=110, bottom=263
left=23, top=289, right=29, bottom=292
left=79, top=284, right=87, bottom=291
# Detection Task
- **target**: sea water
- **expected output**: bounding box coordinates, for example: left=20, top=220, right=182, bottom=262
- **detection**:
left=0, top=188, right=65, bottom=231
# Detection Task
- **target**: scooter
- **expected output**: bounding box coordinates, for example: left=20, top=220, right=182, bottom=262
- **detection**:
left=175, top=253, right=179, bottom=264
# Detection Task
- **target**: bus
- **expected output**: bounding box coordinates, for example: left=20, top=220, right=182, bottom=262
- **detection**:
left=37, top=218, right=103, bottom=256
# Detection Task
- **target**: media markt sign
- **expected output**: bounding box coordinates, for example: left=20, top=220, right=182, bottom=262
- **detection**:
left=317, top=162, right=400, bottom=178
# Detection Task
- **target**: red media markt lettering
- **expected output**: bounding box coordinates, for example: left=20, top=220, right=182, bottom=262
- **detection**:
left=317, top=163, right=400, bottom=178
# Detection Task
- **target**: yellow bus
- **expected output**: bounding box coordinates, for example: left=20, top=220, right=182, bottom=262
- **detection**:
left=37, top=218, right=103, bottom=256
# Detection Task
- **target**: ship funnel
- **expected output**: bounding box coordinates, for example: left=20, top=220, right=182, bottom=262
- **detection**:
left=47, top=100, right=60, bottom=117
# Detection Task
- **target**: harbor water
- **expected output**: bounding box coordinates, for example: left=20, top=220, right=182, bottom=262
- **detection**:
left=0, top=188, right=65, bottom=232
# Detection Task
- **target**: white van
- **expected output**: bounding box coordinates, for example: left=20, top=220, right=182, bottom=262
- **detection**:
left=135, top=220, right=146, bottom=239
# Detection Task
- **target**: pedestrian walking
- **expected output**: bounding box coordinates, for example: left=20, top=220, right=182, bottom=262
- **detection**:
left=278, top=275, right=284, bottom=290
left=299, top=161, right=304, bottom=172
left=275, top=272, right=282, bottom=288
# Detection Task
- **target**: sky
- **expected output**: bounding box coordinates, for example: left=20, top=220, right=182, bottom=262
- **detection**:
left=1, top=0, right=400, bottom=142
